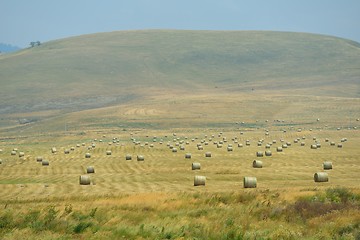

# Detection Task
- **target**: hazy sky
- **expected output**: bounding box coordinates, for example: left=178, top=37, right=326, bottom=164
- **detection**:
left=1, top=0, right=360, bottom=47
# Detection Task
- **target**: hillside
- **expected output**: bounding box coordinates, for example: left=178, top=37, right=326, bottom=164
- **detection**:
left=0, top=30, right=359, bottom=134
left=0, top=30, right=359, bottom=114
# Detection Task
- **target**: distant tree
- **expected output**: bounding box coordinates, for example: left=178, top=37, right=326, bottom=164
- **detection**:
left=30, top=41, right=41, bottom=47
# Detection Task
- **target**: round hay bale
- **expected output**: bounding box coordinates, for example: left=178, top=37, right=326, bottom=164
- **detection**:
left=301, top=142, right=305, bottom=146
left=126, top=154, right=132, bottom=160
left=323, top=162, right=332, bottom=170
left=79, top=175, right=91, bottom=185
left=325, top=138, right=329, bottom=142
left=198, top=146, right=203, bottom=150
left=330, top=142, right=336, bottom=146
left=87, top=166, right=95, bottom=173
left=253, top=160, right=263, bottom=168
left=227, top=146, right=233, bottom=152
left=194, top=175, right=206, bottom=186
left=19, top=152, right=25, bottom=157
left=185, top=153, right=192, bottom=159
left=172, top=148, right=178, bottom=153
left=282, top=144, right=288, bottom=149
left=192, top=163, right=201, bottom=170
left=13, top=148, right=18, bottom=152
left=42, top=160, right=49, bottom=166
left=137, top=155, right=144, bottom=161
left=265, top=150, right=272, bottom=156
left=256, top=151, right=264, bottom=157
left=36, top=156, right=43, bottom=162
left=316, top=143, right=321, bottom=148
left=257, top=142, right=262, bottom=146
left=286, top=142, right=291, bottom=146
left=11, top=151, right=16, bottom=156
left=243, top=177, right=257, bottom=188
left=337, top=143, right=343, bottom=148
left=106, top=151, right=112, bottom=155
left=51, top=147, right=57, bottom=154
left=294, top=139, right=298, bottom=143
left=311, top=145, right=317, bottom=149
left=64, top=149, right=70, bottom=154
left=180, top=146, right=185, bottom=150
left=314, top=172, right=329, bottom=182
left=70, top=147, right=75, bottom=151
left=205, top=152, right=212, bottom=157
left=265, top=144, right=271, bottom=149
left=217, top=144, right=222, bottom=148
left=85, top=153, right=91, bottom=158
left=238, top=143, right=243, bottom=148
left=276, top=147, right=283, bottom=152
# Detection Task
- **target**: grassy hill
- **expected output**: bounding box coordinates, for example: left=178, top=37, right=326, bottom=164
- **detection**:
left=0, top=30, right=359, bottom=133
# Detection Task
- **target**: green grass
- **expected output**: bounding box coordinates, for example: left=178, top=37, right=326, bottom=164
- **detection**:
left=0, top=189, right=359, bottom=239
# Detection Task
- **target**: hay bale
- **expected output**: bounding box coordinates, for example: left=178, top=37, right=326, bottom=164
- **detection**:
left=185, top=153, right=192, bottom=159
left=64, top=149, right=70, bottom=154
left=301, top=142, right=305, bottom=146
left=198, top=146, right=203, bottom=150
left=137, top=155, right=144, bottom=161
left=51, top=147, right=57, bottom=154
left=36, top=156, right=43, bottom=162
left=87, top=166, right=95, bottom=173
left=311, top=144, right=317, bottom=149
left=217, top=144, right=222, bottom=148
left=172, top=148, right=178, bottom=153
left=79, top=175, right=91, bottom=185
left=192, top=163, right=201, bottom=170
left=323, top=162, right=332, bottom=170
left=256, top=151, right=264, bottom=157
left=238, top=143, right=243, bottom=148
left=19, top=152, right=25, bottom=157
left=282, top=144, right=288, bottom=148
left=337, top=143, right=343, bottom=148
left=227, top=146, right=233, bottom=152
left=70, top=147, right=75, bottom=151
left=126, top=154, right=132, bottom=160
left=316, top=143, right=321, bottom=148
left=314, top=172, right=328, bottom=182
left=194, top=175, right=206, bottom=186
left=253, top=160, right=263, bottom=168
left=42, top=160, right=49, bottom=166
left=205, top=152, right=212, bottom=157
left=106, top=150, right=112, bottom=155
left=265, top=150, right=272, bottom=156
left=257, top=142, right=262, bottom=146
left=11, top=151, right=16, bottom=156
left=330, top=142, right=336, bottom=146
left=85, top=153, right=91, bottom=158
left=265, top=144, right=271, bottom=149
left=180, top=146, right=185, bottom=150
left=243, top=177, right=257, bottom=188
left=276, top=147, right=283, bottom=152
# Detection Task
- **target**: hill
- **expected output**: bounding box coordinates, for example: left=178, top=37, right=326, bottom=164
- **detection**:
left=0, top=30, right=359, bottom=133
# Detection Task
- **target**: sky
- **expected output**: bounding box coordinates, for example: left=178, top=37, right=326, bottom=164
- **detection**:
left=1, top=0, right=360, bottom=48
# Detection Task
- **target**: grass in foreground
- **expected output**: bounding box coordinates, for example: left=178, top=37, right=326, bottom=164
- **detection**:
left=0, top=187, right=359, bottom=240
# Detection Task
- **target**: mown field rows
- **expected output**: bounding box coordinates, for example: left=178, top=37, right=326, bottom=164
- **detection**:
left=0, top=128, right=358, bottom=201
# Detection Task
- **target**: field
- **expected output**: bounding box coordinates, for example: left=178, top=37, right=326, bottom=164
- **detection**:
left=1, top=122, right=360, bottom=239
left=1, top=30, right=360, bottom=239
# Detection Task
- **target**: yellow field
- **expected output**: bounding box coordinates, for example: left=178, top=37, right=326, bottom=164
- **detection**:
left=0, top=128, right=359, bottom=200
